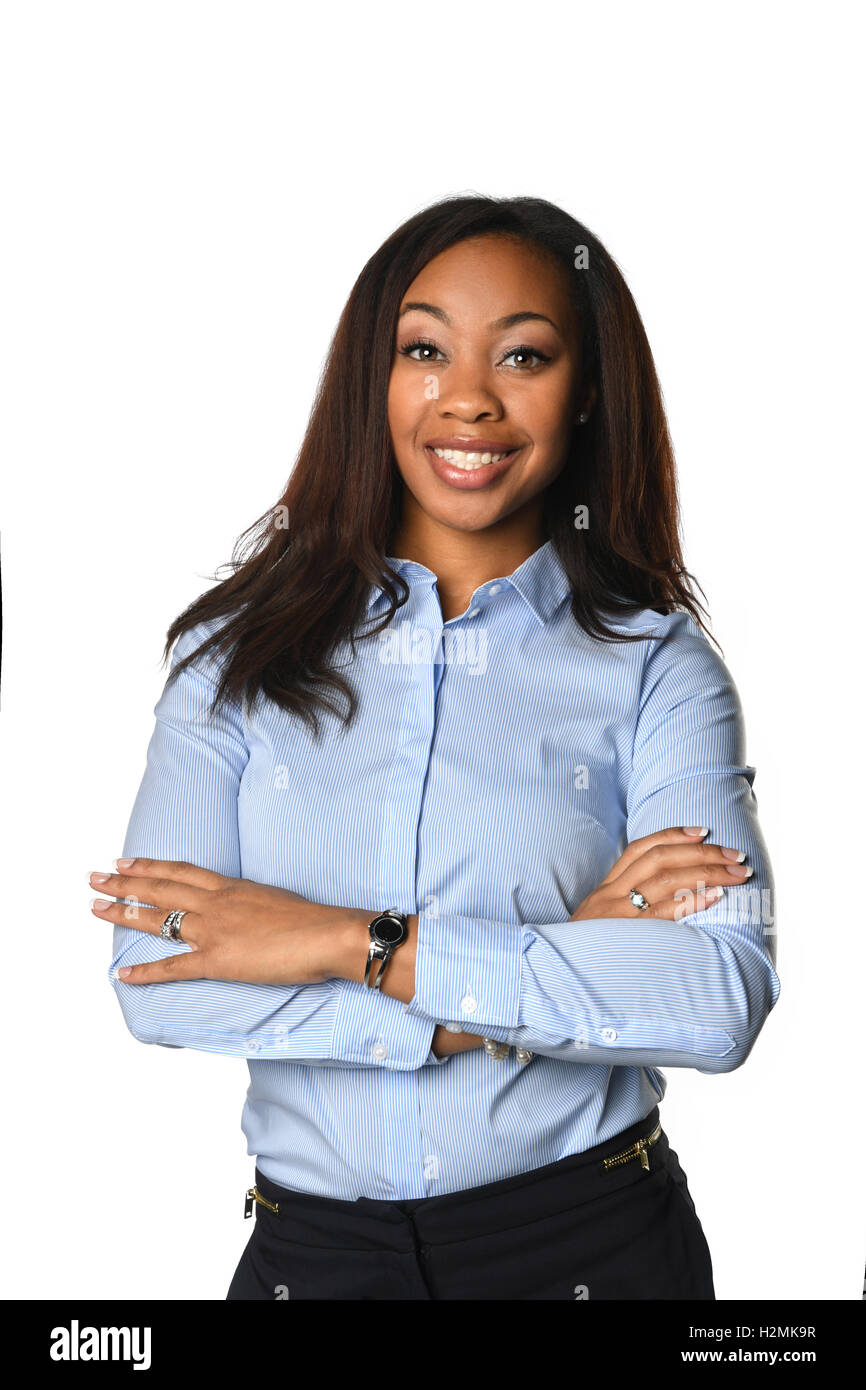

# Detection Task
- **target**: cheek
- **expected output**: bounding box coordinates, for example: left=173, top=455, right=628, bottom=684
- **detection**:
left=387, top=371, right=407, bottom=427
left=388, top=366, right=428, bottom=433
left=538, top=385, right=578, bottom=439
left=506, top=375, right=575, bottom=442
left=386, top=378, right=402, bottom=434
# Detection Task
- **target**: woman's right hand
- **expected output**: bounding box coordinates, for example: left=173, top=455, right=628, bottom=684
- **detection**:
left=569, top=825, right=752, bottom=922
left=430, top=1024, right=486, bottom=1058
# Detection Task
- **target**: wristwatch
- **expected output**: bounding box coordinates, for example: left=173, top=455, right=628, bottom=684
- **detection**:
left=363, top=909, right=410, bottom=989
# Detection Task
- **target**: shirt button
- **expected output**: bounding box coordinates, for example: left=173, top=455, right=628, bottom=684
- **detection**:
left=444, top=1022, right=464, bottom=1033
left=246, top=1039, right=262, bottom=1053
left=460, top=995, right=478, bottom=1014
left=489, top=584, right=501, bottom=595
left=601, top=1027, right=618, bottom=1042
left=372, top=1042, right=388, bottom=1060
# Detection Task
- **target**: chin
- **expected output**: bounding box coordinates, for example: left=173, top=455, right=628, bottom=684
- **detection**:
left=410, top=486, right=506, bottom=525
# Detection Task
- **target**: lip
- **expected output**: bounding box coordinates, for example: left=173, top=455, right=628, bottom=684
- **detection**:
left=424, top=437, right=520, bottom=453
left=423, top=441, right=523, bottom=490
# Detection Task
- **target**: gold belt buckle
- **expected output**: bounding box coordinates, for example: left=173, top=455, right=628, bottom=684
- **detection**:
left=602, top=1119, right=663, bottom=1173
left=244, top=1186, right=280, bottom=1218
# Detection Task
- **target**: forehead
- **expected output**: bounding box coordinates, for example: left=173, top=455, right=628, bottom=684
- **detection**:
left=402, top=235, right=574, bottom=324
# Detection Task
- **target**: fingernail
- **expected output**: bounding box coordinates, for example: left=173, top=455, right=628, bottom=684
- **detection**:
left=115, top=858, right=135, bottom=869
left=117, top=967, right=132, bottom=979
left=683, top=826, right=709, bottom=836
left=91, top=898, right=111, bottom=911
left=721, top=847, right=746, bottom=862
left=89, top=871, right=110, bottom=884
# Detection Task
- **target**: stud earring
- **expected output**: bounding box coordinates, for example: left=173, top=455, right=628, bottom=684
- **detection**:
left=578, top=411, right=589, bottom=424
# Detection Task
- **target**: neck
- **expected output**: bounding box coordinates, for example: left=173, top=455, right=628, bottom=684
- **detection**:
left=389, top=504, right=547, bottom=621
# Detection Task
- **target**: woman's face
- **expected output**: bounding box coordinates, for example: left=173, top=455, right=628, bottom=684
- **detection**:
left=388, top=234, right=592, bottom=539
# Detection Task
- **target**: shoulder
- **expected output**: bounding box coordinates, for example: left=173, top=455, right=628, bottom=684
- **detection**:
left=639, top=608, right=729, bottom=682
left=630, top=609, right=743, bottom=741
left=596, top=604, right=704, bottom=641
left=593, top=605, right=727, bottom=683
left=168, top=616, right=235, bottom=686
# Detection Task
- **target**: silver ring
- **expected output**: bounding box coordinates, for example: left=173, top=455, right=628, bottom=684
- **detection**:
left=629, top=888, right=650, bottom=912
left=160, top=909, right=187, bottom=942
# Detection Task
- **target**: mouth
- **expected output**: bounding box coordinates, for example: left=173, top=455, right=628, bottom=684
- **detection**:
left=426, top=444, right=517, bottom=471
left=422, top=442, right=523, bottom=487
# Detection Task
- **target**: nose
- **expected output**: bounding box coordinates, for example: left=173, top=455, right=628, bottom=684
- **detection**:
left=436, top=361, right=504, bottom=421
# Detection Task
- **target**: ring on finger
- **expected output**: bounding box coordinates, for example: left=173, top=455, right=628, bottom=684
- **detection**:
left=161, top=909, right=187, bottom=942
left=628, top=888, right=650, bottom=912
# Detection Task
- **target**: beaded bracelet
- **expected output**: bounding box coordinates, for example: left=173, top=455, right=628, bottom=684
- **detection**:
left=482, top=1037, right=533, bottom=1065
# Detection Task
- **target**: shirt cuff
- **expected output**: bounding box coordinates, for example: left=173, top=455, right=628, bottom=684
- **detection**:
left=330, top=978, right=437, bottom=1070
left=403, top=911, right=527, bottom=1040
left=423, top=1047, right=451, bottom=1066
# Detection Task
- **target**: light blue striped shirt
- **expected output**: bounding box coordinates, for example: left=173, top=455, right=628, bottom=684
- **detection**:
left=109, top=538, right=780, bottom=1200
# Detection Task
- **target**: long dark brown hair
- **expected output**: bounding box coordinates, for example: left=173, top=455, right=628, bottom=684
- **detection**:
left=163, top=194, right=716, bottom=736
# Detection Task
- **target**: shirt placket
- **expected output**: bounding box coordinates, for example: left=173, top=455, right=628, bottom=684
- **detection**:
left=372, top=578, right=443, bottom=1198
left=413, top=591, right=480, bottom=1197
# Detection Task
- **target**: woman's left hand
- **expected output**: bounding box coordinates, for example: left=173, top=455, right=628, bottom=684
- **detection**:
left=90, top=858, right=370, bottom=986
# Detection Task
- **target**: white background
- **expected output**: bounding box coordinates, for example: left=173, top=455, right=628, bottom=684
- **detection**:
left=1, top=0, right=862, bottom=1300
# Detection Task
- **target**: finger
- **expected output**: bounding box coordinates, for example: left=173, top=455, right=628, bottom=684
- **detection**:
left=115, top=949, right=207, bottom=985
left=630, top=855, right=752, bottom=905
left=601, top=826, right=709, bottom=886
left=615, top=840, right=751, bottom=885
left=673, top=886, right=727, bottom=921
left=110, top=858, right=234, bottom=891
left=87, top=870, right=210, bottom=914
left=619, top=885, right=727, bottom=921
left=91, top=897, right=202, bottom=939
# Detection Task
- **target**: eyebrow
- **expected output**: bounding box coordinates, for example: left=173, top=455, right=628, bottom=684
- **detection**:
left=398, top=301, right=561, bottom=334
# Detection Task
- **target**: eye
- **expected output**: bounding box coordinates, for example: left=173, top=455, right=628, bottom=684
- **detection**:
left=500, top=345, right=553, bottom=370
left=396, top=338, right=553, bottom=370
left=398, top=338, right=445, bottom=362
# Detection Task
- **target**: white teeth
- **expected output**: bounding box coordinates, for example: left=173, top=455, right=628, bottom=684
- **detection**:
left=430, top=447, right=510, bottom=470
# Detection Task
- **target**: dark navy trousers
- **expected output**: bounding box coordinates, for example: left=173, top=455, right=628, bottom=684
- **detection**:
left=226, top=1105, right=715, bottom=1301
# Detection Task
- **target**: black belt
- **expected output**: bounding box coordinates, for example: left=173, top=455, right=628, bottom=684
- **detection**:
left=242, top=1106, right=670, bottom=1249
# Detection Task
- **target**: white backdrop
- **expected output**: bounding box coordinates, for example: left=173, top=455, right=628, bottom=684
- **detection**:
left=1, top=0, right=862, bottom=1301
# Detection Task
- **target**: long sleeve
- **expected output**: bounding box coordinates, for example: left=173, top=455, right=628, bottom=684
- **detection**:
left=404, top=612, right=781, bottom=1073
left=109, top=623, right=436, bottom=1069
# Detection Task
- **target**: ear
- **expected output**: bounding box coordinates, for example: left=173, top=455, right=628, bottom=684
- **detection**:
left=575, top=381, right=598, bottom=423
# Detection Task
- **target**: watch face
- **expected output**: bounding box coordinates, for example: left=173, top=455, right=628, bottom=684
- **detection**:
left=374, top=917, right=405, bottom=945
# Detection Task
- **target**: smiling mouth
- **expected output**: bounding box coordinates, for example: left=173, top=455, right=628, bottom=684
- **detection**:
left=425, top=445, right=519, bottom=472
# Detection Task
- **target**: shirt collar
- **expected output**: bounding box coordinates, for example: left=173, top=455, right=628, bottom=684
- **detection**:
left=365, top=538, right=572, bottom=626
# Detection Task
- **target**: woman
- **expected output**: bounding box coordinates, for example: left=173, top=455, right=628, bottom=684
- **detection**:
left=92, top=194, right=780, bottom=1300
